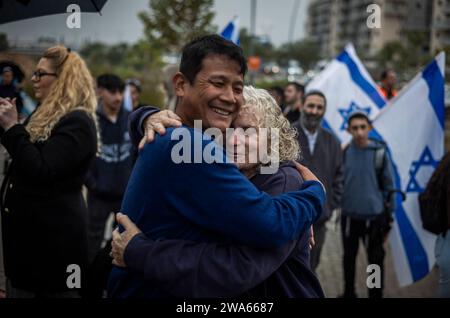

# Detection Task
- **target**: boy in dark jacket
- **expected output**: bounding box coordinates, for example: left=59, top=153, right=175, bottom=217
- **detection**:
left=86, top=74, right=133, bottom=262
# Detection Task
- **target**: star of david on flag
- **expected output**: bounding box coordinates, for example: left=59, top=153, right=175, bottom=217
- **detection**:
left=338, top=101, right=372, bottom=130
left=406, top=147, right=440, bottom=193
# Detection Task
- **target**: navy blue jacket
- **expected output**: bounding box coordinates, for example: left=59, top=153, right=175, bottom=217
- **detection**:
left=107, top=124, right=325, bottom=298
left=85, top=103, right=133, bottom=200
left=127, top=106, right=160, bottom=148
left=122, top=161, right=324, bottom=298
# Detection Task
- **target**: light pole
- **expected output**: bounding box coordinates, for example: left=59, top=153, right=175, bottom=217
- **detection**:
left=250, top=0, right=257, bottom=51
left=288, top=0, right=301, bottom=43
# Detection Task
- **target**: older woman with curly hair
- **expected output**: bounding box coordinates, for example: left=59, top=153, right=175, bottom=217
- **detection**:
left=109, top=86, right=323, bottom=298
left=0, top=46, right=98, bottom=298
left=225, top=85, right=300, bottom=177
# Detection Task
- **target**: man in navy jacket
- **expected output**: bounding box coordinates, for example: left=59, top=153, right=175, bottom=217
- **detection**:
left=107, top=35, right=325, bottom=298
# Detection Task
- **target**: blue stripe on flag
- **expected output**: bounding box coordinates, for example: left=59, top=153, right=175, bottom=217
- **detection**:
left=336, top=51, right=386, bottom=109
left=371, top=129, right=429, bottom=281
left=221, top=22, right=235, bottom=43
left=422, top=60, right=445, bottom=130
left=221, top=23, right=234, bottom=41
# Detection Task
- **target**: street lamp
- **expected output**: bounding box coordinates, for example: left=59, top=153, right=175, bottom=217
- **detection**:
left=288, top=0, right=301, bottom=43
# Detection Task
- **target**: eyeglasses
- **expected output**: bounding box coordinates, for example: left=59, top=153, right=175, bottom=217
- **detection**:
left=32, top=70, right=57, bottom=81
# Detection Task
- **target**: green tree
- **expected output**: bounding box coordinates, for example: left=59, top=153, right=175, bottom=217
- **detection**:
left=0, top=33, right=9, bottom=51
left=376, top=41, right=407, bottom=69
left=238, top=28, right=276, bottom=62
left=276, top=38, right=321, bottom=70
left=139, top=0, right=216, bottom=53
left=376, top=31, right=433, bottom=78
left=80, top=40, right=165, bottom=107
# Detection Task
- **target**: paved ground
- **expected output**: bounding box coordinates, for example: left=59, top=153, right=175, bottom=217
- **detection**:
left=316, top=217, right=440, bottom=298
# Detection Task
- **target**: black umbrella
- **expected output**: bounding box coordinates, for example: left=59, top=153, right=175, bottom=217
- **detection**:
left=0, top=0, right=108, bottom=24
left=0, top=61, right=25, bottom=83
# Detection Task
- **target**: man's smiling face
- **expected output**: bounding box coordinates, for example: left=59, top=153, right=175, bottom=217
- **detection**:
left=179, top=54, right=245, bottom=132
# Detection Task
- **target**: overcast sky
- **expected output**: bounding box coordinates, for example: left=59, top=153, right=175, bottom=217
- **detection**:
left=0, top=0, right=309, bottom=47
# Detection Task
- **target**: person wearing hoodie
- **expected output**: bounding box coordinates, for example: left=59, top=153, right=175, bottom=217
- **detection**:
left=85, top=74, right=133, bottom=263
left=340, top=111, right=395, bottom=298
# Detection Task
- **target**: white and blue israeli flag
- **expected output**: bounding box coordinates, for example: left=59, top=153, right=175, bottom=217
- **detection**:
left=220, top=16, right=240, bottom=45
left=373, top=52, right=446, bottom=286
left=306, top=43, right=387, bottom=144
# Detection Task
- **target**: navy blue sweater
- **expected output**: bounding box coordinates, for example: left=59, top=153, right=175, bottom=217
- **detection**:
left=122, top=161, right=324, bottom=298
left=108, top=125, right=325, bottom=298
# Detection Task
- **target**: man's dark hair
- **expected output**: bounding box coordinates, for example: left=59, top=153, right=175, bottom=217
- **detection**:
left=302, top=90, right=327, bottom=108
left=180, top=34, right=247, bottom=84
left=286, top=82, right=305, bottom=94
left=97, top=74, right=125, bottom=92
left=348, top=112, right=371, bottom=127
left=270, top=86, right=284, bottom=98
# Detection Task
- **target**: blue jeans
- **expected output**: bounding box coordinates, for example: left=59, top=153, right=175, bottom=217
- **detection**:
left=435, top=231, right=450, bottom=298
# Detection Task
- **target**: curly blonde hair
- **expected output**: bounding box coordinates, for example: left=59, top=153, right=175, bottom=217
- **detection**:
left=26, top=46, right=98, bottom=146
left=243, top=86, right=300, bottom=164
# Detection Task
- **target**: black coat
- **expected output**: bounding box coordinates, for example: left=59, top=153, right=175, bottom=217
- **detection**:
left=294, top=123, right=344, bottom=224
left=0, top=110, right=97, bottom=292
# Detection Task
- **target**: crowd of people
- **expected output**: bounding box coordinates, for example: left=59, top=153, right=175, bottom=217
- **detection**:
left=0, top=34, right=448, bottom=299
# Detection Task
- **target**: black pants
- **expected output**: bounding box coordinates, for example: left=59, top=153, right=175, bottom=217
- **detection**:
left=83, top=240, right=113, bottom=298
left=310, top=222, right=327, bottom=272
left=341, top=214, right=385, bottom=298
left=87, top=193, right=122, bottom=263
left=85, top=193, right=121, bottom=298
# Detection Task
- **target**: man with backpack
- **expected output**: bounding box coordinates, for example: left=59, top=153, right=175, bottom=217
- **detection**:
left=419, top=151, right=450, bottom=298
left=340, top=111, right=395, bottom=298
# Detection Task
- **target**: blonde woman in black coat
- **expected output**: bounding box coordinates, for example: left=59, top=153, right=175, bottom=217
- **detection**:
left=0, top=46, right=98, bottom=298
